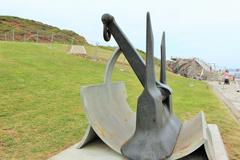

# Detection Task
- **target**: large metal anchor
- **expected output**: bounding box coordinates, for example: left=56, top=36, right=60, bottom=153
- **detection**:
left=78, top=12, right=228, bottom=160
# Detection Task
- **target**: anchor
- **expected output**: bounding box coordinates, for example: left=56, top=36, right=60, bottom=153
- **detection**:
left=78, top=12, right=228, bottom=160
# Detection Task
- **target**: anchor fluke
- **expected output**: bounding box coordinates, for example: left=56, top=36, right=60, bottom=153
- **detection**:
left=102, top=14, right=114, bottom=41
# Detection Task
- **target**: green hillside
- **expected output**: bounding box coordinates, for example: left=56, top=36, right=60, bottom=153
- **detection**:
left=0, top=16, right=87, bottom=44
left=0, top=41, right=239, bottom=159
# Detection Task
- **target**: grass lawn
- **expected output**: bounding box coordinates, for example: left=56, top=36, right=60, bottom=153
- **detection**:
left=0, top=41, right=239, bottom=159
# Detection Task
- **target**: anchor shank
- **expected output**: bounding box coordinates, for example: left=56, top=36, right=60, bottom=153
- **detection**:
left=102, top=14, right=146, bottom=87
left=102, top=14, right=172, bottom=97
left=121, top=13, right=181, bottom=160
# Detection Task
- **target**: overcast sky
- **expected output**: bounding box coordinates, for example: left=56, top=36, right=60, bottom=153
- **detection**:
left=1, top=0, right=240, bottom=69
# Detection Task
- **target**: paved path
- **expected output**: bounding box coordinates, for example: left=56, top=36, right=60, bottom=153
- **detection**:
left=208, top=81, right=240, bottom=122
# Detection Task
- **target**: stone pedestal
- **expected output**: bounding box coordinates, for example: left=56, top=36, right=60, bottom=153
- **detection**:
left=49, top=123, right=228, bottom=160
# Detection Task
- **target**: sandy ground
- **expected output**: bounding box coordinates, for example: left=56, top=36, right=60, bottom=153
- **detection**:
left=208, top=81, right=240, bottom=122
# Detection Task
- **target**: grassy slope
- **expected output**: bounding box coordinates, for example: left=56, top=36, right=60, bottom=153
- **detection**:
left=0, top=16, right=87, bottom=44
left=0, top=41, right=239, bottom=159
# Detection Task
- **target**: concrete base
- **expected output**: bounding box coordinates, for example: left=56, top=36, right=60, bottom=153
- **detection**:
left=49, top=124, right=228, bottom=160
left=208, top=124, right=228, bottom=160
left=49, top=140, right=125, bottom=160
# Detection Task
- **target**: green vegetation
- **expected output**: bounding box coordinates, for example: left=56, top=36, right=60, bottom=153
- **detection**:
left=0, top=16, right=87, bottom=44
left=0, top=41, right=239, bottom=159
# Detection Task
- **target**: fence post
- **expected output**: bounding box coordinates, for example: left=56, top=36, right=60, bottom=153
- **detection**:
left=24, top=33, right=26, bottom=42
left=36, top=31, right=39, bottom=43
left=92, top=42, right=98, bottom=61
left=4, top=33, right=6, bottom=41
left=71, top=38, right=74, bottom=45
left=12, top=30, right=15, bottom=41
left=51, top=33, right=54, bottom=42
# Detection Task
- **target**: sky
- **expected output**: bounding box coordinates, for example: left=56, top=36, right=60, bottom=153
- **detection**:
left=1, top=0, right=240, bottom=69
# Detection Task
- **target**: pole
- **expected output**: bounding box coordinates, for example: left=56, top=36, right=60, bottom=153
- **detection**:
left=4, top=33, right=6, bottom=41
left=71, top=38, right=74, bottom=45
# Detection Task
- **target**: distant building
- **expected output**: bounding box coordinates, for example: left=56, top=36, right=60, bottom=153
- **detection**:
left=167, top=57, right=212, bottom=80
left=69, top=45, right=87, bottom=56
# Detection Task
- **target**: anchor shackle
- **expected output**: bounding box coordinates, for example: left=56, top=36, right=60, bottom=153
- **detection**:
left=102, top=14, right=114, bottom=41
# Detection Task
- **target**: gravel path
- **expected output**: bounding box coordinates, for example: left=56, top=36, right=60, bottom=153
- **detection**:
left=208, top=81, right=240, bottom=123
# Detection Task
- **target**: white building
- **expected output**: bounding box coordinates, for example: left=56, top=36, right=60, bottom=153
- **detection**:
left=69, top=45, right=87, bottom=56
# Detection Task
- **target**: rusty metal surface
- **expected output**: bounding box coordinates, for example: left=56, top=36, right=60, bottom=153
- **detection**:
left=77, top=47, right=136, bottom=155
left=78, top=48, right=123, bottom=149
left=77, top=125, right=97, bottom=149
left=170, top=112, right=215, bottom=160
left=80, top=82, right=136, bottom=154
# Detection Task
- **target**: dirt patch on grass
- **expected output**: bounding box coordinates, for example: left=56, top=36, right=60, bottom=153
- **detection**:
left=2, top=128, right=17, bottom=137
